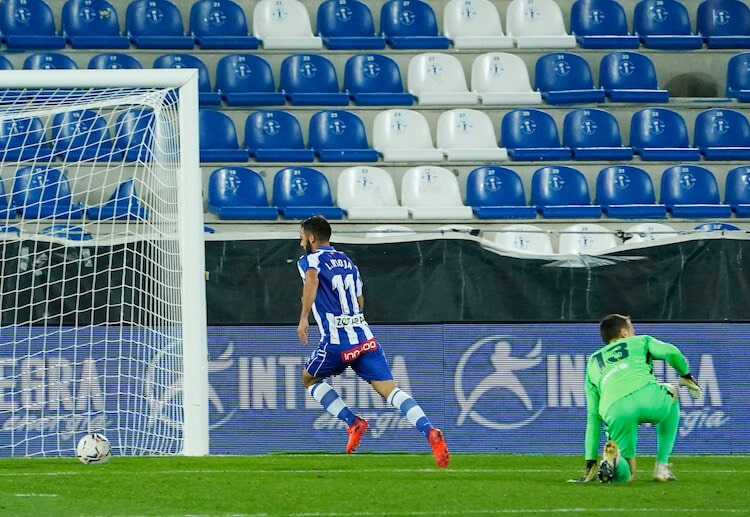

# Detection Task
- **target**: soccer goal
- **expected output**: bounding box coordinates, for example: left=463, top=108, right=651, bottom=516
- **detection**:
left=0, top=70, right=208, bottom=457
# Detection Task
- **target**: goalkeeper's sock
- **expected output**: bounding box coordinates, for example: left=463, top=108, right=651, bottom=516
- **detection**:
left=614, top=458, right=632, bottom=483
left=387, top=388, right=432, bottom=437
left=656, top=397, right=680, bottom=464
left=308, top=382, right=356, bottom=426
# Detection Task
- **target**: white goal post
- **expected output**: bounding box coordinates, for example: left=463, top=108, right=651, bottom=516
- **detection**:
left=0, top=70, right=208, bottom=457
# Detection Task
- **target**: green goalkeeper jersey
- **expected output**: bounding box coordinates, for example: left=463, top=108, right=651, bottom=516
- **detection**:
left=584, top=335, right=690, bottom=460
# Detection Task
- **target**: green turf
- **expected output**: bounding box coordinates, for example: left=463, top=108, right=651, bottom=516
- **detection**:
left=0, top=454, right=748, bottom=516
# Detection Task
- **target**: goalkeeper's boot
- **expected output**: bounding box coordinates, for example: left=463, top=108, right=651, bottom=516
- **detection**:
left=653, top=462, right=676, bottom=482
left=598, top=440, right=620, bottom=484
left=428, top=428, right=450, bottom=468
left=346, top=416, right=369, bottom=453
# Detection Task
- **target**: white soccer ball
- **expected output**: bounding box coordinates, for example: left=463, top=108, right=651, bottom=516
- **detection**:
left=76, top=433, right=112, bottom=464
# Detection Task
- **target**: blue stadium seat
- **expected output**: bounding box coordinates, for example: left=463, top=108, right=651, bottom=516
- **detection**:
left=380, top=0, right=450, bottom=49
left=530, top=165, right=602, bottom=218
left=23, top=53, right=78, bottom=70
left=317, top=0, right=386, bottom=50
left=726, top=52, right=750, bottom=101
left=88, top=53, right=143, bottom=70
left=466, top=166, right=537, bottom=219
left=534, top=52, right=606, bottom=105
left=153, top=54, right=221, bottom=106
left=280, top=54, right=349, bottom=106
left=660, top=164, right=732, bottom=218
left=633, top=0, right=704, bottom=49
left=693, top=221, right=740, bottom=231
left=308, top=110, right=378, bottom=162
left=244, top=110, right=314, bottom=162
left=11, top=166, right=86, bottom=219
left=0, top=55, right=12, bottom=70
left=126, top=0, right=194, bottom=49
left=215, top=54, right=285, bottom=106
left=62, top=0, right=129, bottom=49
left=207, top=167, right=279, bottom=220
left=725, top=165, right=750, bottom=216
left=596, top=165, right=667, bottom=218
left=344, top=53, right=414, bottom=105
left=694, top=108, right=750, bottom=160
left=599, top=51, right=669, bottom=103
left=199, top=109, right=248, bottom=162
left=0, top=117, right=53, bottom=161
left=41, top=225, right=92, bottom=240
left=189, top=0, right=258, bottom=49
left=570, top=0, right=640, bottom=49
left=563, top=108, right=633, bottom=160
left=114, top=109, right=154, bottom=162
left=49, top=109, right=119, bottom=162
left=0, top=177, right=16, bottom=220
left=629, top=108, right=701, bottom=161
left=697, top=0, right=750, bottom=49
left=501, top=109, right=571, bottom=161
left=272, top=166, right=344, bottom=219
left=0, top=0, right=66, bottom=50
left=87, top=178, right=148, bottom=220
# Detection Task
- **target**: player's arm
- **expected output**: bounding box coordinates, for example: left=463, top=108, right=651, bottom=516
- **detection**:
left=571, top=372, right=601, bottom=482
left=645, top=336, right=702, bottom=398
left=297, top=268, right=319, bottom=345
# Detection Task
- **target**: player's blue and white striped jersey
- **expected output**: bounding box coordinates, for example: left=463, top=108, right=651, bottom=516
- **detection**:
left=298, top=246, right=374, bottom=346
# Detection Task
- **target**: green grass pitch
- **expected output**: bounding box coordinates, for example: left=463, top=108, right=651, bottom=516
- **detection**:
left=0, top=454, right=748, bottom=516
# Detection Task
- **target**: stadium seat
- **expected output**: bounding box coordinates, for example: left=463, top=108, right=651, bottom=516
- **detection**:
left=41, top=224, right=92, bottom=240
left=11, top=165, right=85, bottom=219
left=407, top=53, right=479, bottom=105
left=0, top=55, right=12, bottom=70
left=697, top=0, right=750, bottom=49
left=599, top=51, right=669, bottom=103
left=0, top=0, right=66, bottom=50
left=562, top=108, right=633, bottom=161
left=215, top=54, right=285, bottom=107
left=253, top=0, right=323, bottom=49
left=470, top=52, right=542, bottom=105
left=62, top=0, right=129, bottom=49
left=343, top=53, right=414, bottom=106
left=88, top=53, right=143, bottom=70
left=337, top=166, right=409, bottom=219
left=693, top=221, right=741, bottom=231
left=308, top=110, right=378, bottom=162
left=534, top=52, right=606, bottom=105
left=23, top=53, right=77, bottom=70
left=629, top=108, right=701, bottom=161
left=625, top=222, right=678, bottom=243
left=726, top=52, right=750, bottom=101
left=0, top=116, right=52, bottom=161
left=279, top=54, right=349, bottom=106
left=558, top=223, right=618, bottom=254
left=272, top=166, right=344, bottom=219
left=153, top=53, right=221, bottom=106
left=569, top=0, right=640, bottom=49
left=126, top=0, right=195, bottom=49
left=0, top=177, right=16, bottom=220
left=466, top=166, right=537, bottom=219
left=694, top=108, right=750, bottom=160
left=501, top=109, right=571, bottom=161
left=244, top=110, right=314, bottom=162
left=633, top=0, right=704, bottom=49
left=660, top=164, right=732, bottom=218
left=198, top=109, right=249, bottom=162
left=596, top=165, right=667, bottom=218
left=436, top=109, right=508, bottom=161
left=317, top=0, right=385, bottom=50
left=87, top=178, right=149, bottom=220
left=49, top=109, right=118, bottom=162
left=443, top=0, right=513, bottom=49
left=372, top=109, right=444, bottom=162
left=114, top=109, right=154, bottom=162
left=400, top=166, right=473, bottom=220
left=725, top=164, right=750, bottom=216
left=380, top=0, right=450, bottom=49
left=189, top=0, right=258, bottom=49
left=505, top=0, right=577, bottom=48
left=530, top=165, right=602, bottom=218
left=493, top=224, right=553, bottom=254
left=206, top=167, right=278, bottom=220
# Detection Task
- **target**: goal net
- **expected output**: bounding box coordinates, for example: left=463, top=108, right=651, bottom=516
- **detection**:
left=0, top=70, right=208, bottom=457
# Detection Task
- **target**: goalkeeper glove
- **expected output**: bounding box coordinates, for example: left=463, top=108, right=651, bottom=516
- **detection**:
left=679, top=373, right=702, bottom=399
left=568, top=460, right=598, bottom=483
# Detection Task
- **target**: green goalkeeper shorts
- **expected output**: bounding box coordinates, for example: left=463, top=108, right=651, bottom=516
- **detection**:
left=603, top=383, right=677, bottom=459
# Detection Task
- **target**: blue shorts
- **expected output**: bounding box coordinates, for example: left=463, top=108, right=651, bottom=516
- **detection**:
left=305, top=337, right=394, bottom=382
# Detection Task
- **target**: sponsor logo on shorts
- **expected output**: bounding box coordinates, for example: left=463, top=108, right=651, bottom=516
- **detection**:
left=341, top=338, right=378, bottom=362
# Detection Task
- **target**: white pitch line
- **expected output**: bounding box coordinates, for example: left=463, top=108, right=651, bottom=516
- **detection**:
left=14, top=493, right=58, bottom=497
left=289, top=510, right=748, bottom=516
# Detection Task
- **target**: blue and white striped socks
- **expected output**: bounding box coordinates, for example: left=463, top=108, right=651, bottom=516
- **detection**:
left=387, top=388, right=432, bottom=437
left=308, top=382, right=356, bottom=426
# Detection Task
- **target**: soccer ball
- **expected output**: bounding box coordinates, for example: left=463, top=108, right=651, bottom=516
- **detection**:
left=76, top=433, right=112, bottom=464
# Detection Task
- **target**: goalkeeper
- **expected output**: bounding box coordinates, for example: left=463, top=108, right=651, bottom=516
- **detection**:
left=575, top=314, right=702, bottom=483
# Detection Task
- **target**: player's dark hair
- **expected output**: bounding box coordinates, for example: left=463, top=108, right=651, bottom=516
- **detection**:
left=300, top=215, right=331, bottom=242
left=600, top=314, right=631, bottom=344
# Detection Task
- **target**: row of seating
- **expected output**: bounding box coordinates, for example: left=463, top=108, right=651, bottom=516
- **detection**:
left=12, top=0, right=750, bottom=52
left=197, top=107, right=750, bottom=165
left=206, top=163, right=750, bottom=221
